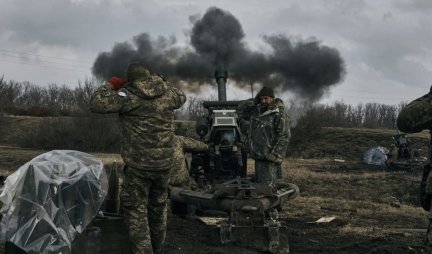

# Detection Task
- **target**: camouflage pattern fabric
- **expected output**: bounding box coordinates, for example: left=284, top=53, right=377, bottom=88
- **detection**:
left=397, top=92, right=432, bottom=133
left=170, top=135, right=208, bottom=188
left=386, top=144, right=399, bottom=167
left=90, top=75, right=186, bottom=170
left=255, top=160, right=278, bottom=185
left=121, top=166, right=170, bottom=254
left=90, top=72, right=186, bottom=254
left=249, top=98, right=290, bottom=162
left=241, top=98, right=290, bottom=184
left=276, top=163, right=283, bottom=179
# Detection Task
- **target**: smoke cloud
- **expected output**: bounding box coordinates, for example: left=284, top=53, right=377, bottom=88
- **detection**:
left=92, top=7, right=345, bottom=101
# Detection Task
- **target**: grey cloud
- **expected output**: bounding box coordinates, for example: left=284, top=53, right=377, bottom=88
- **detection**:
left=263, top=1, right=432, bottom=89
left=0, top=0, right=186, bottom=50
left=394, top=0, right=432, bottom=12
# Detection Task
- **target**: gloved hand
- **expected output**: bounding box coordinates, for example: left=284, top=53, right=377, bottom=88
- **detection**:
left=265, top=153, right=283, bottom=163
left=108, top=77, right=127, bottom=91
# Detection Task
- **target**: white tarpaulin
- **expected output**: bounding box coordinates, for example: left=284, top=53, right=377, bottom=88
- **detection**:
left=0, top=150, right=108, bottom=254
left=361, top=146, right=389, bottom=166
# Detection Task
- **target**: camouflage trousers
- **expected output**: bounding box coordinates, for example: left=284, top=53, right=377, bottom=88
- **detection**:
left=255, top=160, right=279, bottom=185
left=121, top=166, right=170, bottom=254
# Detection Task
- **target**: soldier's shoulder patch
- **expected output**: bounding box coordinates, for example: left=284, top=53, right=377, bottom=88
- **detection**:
left=117, top=91, right=127, bottom=97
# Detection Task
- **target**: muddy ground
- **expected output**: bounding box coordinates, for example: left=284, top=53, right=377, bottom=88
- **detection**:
left=0, top=146, right=430, bottom=253
left=163, top=158, right=428, bottom=254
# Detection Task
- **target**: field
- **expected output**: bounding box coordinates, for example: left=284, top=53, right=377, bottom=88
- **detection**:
left=163, top=158, right=428, bottom=254
left=0, top=116, right=431, bottom=253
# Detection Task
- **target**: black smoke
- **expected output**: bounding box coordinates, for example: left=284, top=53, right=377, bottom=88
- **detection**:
left=92, top=7, right=345, bottom=101
left=190, top=7, right=245, bottom=71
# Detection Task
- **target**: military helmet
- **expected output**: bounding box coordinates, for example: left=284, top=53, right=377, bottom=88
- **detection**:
left=126, top=62, right=150, bottom=81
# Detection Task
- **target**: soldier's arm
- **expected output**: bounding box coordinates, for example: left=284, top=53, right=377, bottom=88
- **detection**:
left=271, top=110, right=291, bottom=159
left=89, top=83, right=129, bottom=113
left=181, top=136, right=208, bottom=152
left=168, top=84, right=186, bottom=110
left=397, top=92, right=432, bottom=133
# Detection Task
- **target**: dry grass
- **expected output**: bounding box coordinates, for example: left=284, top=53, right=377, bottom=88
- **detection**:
left=0, top=116, right=45, bottom=145
left=0, top=118, right=431, bottom=252
left=278, top=157, right=429, bottom=252
left=0, top=145, right=46, bottom=174
left=0, top=146, right=124, bottom=177
left=288, top=127, right=430, bottom=160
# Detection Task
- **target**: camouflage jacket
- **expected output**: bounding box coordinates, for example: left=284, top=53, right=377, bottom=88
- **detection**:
left=248, top=98, right=290, bottom=161
left=397, top=92, right=432, bottom=133
left=170, top=135, right=208, bottom=187
left=89, top=75, right=186, bottom=171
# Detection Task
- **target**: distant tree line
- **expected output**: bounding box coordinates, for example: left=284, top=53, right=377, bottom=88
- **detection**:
left=0, top=77, right=406, bottom=153
left=0, top=77, right=97, bottom=116
left=0, top=77, right=120, bottom=152
left=288, top=101, right=406, bottom=129
left=183, top=97, right=405, bottom=129
left=0, top=77, right=404, bottom=129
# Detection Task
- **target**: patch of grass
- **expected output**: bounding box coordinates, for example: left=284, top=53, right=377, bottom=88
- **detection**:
left=287, top=127, right=430, bottom=160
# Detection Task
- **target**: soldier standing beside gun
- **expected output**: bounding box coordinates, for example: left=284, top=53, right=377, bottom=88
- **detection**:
left=239, top=86, right=290, bottom=186
left=89, top=63, right=186, bottom=254
left=397, top=85, right=432, bottom=249
left=170, top=133, right=208, bottom=189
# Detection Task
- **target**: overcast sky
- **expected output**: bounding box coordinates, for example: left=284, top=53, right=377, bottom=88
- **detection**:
left=1, top=0, right=431, bottom=105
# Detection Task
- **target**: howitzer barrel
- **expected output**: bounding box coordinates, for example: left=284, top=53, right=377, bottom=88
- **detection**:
left=215, top=70, right=227, bottom=102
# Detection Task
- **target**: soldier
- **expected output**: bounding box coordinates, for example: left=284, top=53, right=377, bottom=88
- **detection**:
left=397, top=85, right=432, bottom=249
left=170, top=134, right=208, bottom=189
left=386, top=144, right=399, bottom=169
left=89, top=63, right=186, bottom=254
left=247, top=86, right=290, bottom=185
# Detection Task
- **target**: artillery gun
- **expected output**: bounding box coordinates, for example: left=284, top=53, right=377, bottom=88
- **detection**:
left=385, top=133, right=426, bottom=171
left=170, top=70, right=298, bottom=253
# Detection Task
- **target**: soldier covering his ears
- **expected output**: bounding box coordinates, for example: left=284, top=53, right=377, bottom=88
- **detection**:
left=89, top=63, right=186, bottom=254
left=238, top=86, right=291, bottom=185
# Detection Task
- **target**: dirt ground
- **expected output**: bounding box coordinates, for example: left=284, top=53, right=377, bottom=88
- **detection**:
left=163, top=158, right=429, bottom=254
left=0, top=148, right=430, bottom=253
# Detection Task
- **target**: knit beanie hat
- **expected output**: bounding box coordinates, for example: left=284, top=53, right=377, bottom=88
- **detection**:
left=126, top=63, right=150, bottom=81
left=258, top=86, right=275, bottom=98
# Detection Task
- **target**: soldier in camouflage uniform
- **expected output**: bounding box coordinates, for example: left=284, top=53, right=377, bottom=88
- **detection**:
left=170, top=135, right=208, bottom=189
left=397, top=85, right=432, bottom=249
left=246, top=86, right=290, bottom=185
left=89, top=63, right=186, bottom=254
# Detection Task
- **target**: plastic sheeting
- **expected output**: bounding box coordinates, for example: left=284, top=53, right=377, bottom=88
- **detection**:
left=361, top=146, right=389, bottom=166
left=0, top=150, right=108, bottom=254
